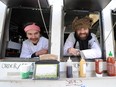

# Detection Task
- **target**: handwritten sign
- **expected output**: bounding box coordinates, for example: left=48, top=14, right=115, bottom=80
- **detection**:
left=65, top=79, right=86, bottom=87
left=0, top=62, right=34, bottom=77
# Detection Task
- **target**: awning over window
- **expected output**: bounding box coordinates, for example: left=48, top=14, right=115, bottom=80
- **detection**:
left=63, top=0, right=111, bottom=11
left=0, top=0, right=49, bottom=8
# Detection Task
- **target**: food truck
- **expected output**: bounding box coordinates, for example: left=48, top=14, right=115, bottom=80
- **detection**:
left=0, top=0, right=116, bottom=87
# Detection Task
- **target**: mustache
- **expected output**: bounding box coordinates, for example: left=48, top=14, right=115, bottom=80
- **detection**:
left=78, top=33, right=88, bottom=35
left=30, top=38, right=38, bottom=41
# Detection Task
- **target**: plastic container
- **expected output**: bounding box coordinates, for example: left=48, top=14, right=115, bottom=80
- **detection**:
left=66, top=57, right=73, bottom=78
left=20, top=65, right=30, bottom=79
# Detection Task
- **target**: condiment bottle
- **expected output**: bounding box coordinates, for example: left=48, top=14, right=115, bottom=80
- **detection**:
left=115, top=61, right=116, bottom=76
left=66, top=57, right=73, bottom=78
left=107, top=51, right=115, bottom=76
left=79, top=57, right=86, bottom=77
left=95, top=59, right=103, bottom=77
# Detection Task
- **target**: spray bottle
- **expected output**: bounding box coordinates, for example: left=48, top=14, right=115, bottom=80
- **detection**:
left=79, top=51, right=86, bottom=77
left=66, top=57, right=73, bottom=78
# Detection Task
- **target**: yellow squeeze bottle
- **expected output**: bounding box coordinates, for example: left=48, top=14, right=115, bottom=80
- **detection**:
left=79, top=52, right=86, bottom=77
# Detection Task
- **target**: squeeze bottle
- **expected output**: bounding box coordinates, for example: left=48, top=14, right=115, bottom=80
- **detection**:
left=66, top=57, right=73, bottom=78
left=79, top=51, right=86, bottom=77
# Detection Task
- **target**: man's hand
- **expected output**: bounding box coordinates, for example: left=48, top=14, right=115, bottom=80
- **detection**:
left=35, top=49, right=48, bottom=56
left=68, top=48, right=80, bottom=56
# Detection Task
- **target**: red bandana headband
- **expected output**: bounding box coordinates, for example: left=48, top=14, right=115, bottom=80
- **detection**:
left=24, top=23, right=40, bottom=32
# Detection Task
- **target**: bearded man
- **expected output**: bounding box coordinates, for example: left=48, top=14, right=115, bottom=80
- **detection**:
left=64, top=16, right=101, bottom=59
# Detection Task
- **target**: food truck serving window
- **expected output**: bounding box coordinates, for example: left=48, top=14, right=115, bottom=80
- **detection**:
left=62, top=10, right=105, bottom=61
left=0, top=7, right=50, bottom=60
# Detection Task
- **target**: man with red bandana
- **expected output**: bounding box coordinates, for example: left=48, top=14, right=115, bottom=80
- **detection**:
left=20, top=22, right=48, bottom=58
left=64, top=16, right=101, bottom=59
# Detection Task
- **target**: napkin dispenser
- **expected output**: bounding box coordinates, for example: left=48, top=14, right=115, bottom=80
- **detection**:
left=33, top=60, right=59, bottom=80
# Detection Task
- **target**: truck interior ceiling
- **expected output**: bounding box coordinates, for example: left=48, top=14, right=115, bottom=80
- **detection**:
left=0, top=0, right=51, bottom=58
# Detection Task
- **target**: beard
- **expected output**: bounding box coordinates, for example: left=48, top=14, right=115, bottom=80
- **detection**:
left=77, top=33, right=89, bottom=40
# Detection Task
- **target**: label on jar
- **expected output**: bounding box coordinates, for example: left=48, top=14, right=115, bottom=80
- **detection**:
left=95, top=59, right=103, bottom=74
left=107, top=57, right=115, bottom=76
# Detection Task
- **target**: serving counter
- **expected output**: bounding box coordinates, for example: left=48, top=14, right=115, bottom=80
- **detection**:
left=0, top=58, right=116, bottom=87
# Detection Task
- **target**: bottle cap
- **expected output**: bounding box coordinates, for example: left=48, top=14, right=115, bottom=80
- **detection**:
left=109, top=51, right=112, bottom=56
left=80, top=51, right=86, bottom=59
left=67, top=57, right=72, bottom=62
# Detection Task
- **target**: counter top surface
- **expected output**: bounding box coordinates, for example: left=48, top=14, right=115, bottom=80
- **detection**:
left=0, top=72, right=116, bottom=82
left=0, top=57, right=95, bottom=62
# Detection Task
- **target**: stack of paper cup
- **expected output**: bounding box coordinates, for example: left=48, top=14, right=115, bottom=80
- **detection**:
left=20, top=65, right=30, bottom=79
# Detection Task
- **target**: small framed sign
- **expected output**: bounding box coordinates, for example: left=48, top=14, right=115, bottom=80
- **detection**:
left=33, top=60, right=59, bottom=80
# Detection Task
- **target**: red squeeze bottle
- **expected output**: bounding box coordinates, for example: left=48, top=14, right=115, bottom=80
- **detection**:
left=107, top=51, right=115, bottom=76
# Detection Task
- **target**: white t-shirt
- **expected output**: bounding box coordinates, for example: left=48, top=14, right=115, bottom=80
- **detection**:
left=20, top=36, right=48, bottom=58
